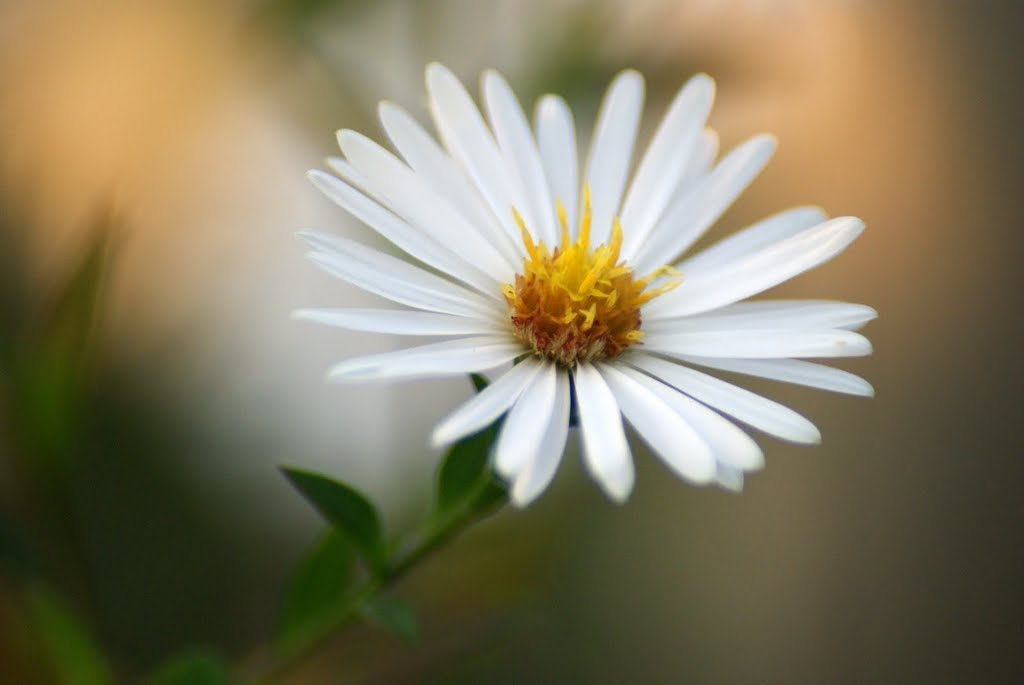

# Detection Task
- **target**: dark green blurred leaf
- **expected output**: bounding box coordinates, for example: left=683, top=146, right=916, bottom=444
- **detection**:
left=0, top=507, right=32, bottom=578
left=151, top=648, right=234, bottom=685
left=359, top=594, right=419, bottom=645
left=280, top=467, right=387, bottom=575
left=434, top=375, right=507, bottom=517
left=27, top=586, right=113, bottom=685
left=10, top=216, right=112, bottom=477
left=275, top=529, right=354, bottom=650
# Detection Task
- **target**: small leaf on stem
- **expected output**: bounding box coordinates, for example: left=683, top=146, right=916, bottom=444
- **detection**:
left=275, top=529, right=353, bottom=650
left=435, top=376, right=508, bottom=516
left=359, top=595, right=419, bottom=644
left=280, top=467, right=387, bottom=576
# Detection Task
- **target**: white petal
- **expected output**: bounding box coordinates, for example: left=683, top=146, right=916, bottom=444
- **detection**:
left=293, top=308, right=504, bottom=336
left=626, top=353, right=821, bottom=444
left=376, top=102, right=520, bottom=265
left=307, top=169, right=500, bottom=295
left=680, top=128, right=719, bottom=187
left=572, top=362, right=634, bottom=502
left=483, top=71, right=559, bottom=247
left=535, top=95, right=578, bottom=234
left=644, top=328, right=873, bottom=359
left=337, top=129, right=517, bottom=279
left=680, top=357, right=875, bottom=397
left=715, top=464, right=745, bottom=492
left=494, top=361, right=558, bottom=478
left=620, top=74, right=715, bottom=259
left=300, top=232, right=498, bottom=319
left=327, top=336, right=521, bottom=382
left=425, top=63, right=525, bottom=249
left=584, top=70, right=644, bottom=245
left=645, top=216, right=865, bottom=319
left=631, top=134, right=776, bottom=274
left=431, top=358, right=543, bottom=447
left=618, top=364, right=764, bottom=470
left=678, top=206, right=828, bottom=274
left=644, top=300, right=878, bottom=332
left=597, top=363, right=717, bottom=484
left=511, top=369, right=570, bottom=506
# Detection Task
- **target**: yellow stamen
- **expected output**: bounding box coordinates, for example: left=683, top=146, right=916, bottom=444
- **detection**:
left=556, top=199, right=570, bottom=249
left=502, top=184, right=682, bottom=366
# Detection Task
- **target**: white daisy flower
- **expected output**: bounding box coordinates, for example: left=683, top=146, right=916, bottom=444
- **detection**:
left=297, top=64, right=874, bottom=507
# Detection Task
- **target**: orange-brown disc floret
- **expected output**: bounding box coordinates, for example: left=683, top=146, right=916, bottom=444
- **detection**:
left=503, top=189, right=680, bottom=367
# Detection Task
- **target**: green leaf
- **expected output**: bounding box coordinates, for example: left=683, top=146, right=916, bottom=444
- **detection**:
left=280, top=467, right=387, bottom=575
left=359, top=595, right=419, bottom=644
left=0, top=507, right=32, bottom=578
left=275, top=529, right=353, bottom=650
left=434, top=375, right=508, bottom=516
left=151, top=649, right=234, bottom=685
left=27, top=586, right=114, bottom=685
left=9, top=216, right=113, bottom=477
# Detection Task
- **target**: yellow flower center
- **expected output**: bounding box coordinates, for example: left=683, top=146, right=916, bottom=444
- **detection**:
left=502, top=188, right=681, bottom=367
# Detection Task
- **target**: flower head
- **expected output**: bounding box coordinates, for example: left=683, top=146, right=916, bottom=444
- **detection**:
left=297, top=64, right=874, bottom=506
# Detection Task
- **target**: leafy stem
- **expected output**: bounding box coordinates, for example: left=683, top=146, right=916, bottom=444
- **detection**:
left=252, top=374, right=507, bottom=684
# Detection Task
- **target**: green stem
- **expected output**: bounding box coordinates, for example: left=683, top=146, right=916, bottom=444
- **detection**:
left=252, top=492, right=505, bottom=684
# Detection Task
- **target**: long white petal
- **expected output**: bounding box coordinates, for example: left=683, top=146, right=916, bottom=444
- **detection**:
left=680, top=356, right=875, bottom=396
left=307, top=169, right=500, bottom=296
left=483, top=71, right=559, bottom=247
left=337, top=129, right=517, bottom=279
left=293, top=308, right=505, bottom=336
left=644, top=329, right=873, bottom=359
left=535, top=95, right=578, bottom=234
left=327, top=336, right=521, bottom=382
left=597, top=363, right=717, bottom=484
left=584, top=70, right=644, bottom=245
left=425, top=63, right=526, bottom=249
left=715, top=464, right=745, bottom=492
left=645, top=216, right=865, bottom=319
left=572, top=362, right=634, bottom=502
left=679, top=206, right=828, bottom=274
left=494, top=361, right=558, bottom=478
left=431, top=358, right=543, bottom=447
left=300, top=233, right=498, bottom=319
left=679, top=128, right=719, bottom=188
left=631, top=134, right=776, bottom=274
left=376, top=102, right=520, bottom=265
left=620, top=74, right=715, bottom=259
left=617, top=364, right=764, bottom=470
left=626, top=353, right=821, bottom=444
left=644, top=301, right=878, bottom=332
left=511, top=369, right=570, bottom=506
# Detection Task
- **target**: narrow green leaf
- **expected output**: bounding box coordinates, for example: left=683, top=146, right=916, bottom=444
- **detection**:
left=435, top=425, right=501, bottom=514
left=280, top=467, right=387, bottom=575
left=151, top=649, right=234, bottom=685
left=27, top=586, right=113, bottom=685
left=435, top=374, right=507, bottom=516
left=12, top=219, right=112, bottom=477
left=0, top=508, right=32, bottom=578
left=360, top=595, right=419, bottom=644
left=275, top=529, right=353, bottom=650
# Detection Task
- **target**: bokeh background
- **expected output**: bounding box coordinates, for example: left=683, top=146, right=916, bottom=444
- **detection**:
left=2, top=0, right=1023, bottom=682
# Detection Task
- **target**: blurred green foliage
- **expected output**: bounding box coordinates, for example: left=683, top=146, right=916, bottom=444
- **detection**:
left=151, top=649, right=235, bottom=685
left=26, top=585, right=114, bottom=685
